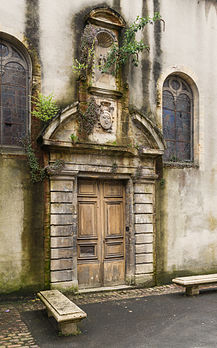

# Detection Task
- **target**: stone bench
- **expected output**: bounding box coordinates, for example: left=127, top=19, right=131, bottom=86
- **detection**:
left=172, top=274, right=217, bottom=296
left=37, top=290, right=87, bottom=335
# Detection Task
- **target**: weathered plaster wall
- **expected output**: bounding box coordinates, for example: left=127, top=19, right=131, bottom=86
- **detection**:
left=39, top=0, right=116, bottom=105
left=0, top=156, right=44, bottom=293
left=0, top=0, right=44, bottom=293
left=0, top=0, right=25, bottom=40
left=155, top=0, right=217, bottom=282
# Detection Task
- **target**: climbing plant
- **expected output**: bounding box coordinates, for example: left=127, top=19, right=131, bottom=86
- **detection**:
left=103, top=13, right=162, bottom=74
left=78, top=97, right=100, bottom=136
left=22, top=138, right=65, bottom=183
left=72, top=24, right=98, bottom=77
left=72, top=13, right=163, bottom=77
left=23, top=139, right=46, bottom=183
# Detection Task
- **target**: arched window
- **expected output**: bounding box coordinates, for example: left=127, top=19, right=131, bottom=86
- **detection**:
left=0, top=39, right=29, bottom=147
left=162, top=75, right=193, bottom=162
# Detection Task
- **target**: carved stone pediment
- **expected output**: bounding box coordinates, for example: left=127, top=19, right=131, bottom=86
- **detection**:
left=42, top=102, right=79, bottom=143
left=41, top=103, right=165, bottom=158
left=131, top=111, right=165, bottom=154
left=87, top=8, right=126, bottom=29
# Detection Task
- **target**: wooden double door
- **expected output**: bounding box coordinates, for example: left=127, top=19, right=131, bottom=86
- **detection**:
left=77, top=179, right=125, bottom=288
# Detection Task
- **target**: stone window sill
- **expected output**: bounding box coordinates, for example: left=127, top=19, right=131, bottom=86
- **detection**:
left=163, top=161, right=199, bottom=169
left=0, top=146, right=26, bottom=156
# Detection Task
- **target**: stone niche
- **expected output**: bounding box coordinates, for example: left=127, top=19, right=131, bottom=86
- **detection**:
left=41, top=7, right=165, bottom=290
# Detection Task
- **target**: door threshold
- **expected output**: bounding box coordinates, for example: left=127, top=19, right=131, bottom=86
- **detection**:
left=78, top=284, right=135, bottom=294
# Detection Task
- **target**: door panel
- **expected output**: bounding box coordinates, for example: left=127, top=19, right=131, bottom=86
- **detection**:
left=105, top=201, right=123, bottom=236
left=77, top=262, right=101, bottom=288
left=104, top=181, right=123, bottom=197
left=78, top=243, right=97, bottom=259
left=103, top=260, right=125, bottom=286
left=78, top=180, right=97, bottom=196
left=78, top=201, right=97, bottom=238
left=78, top=179, right=125, bottom=288
left=104, top=241, right=124, bottom=258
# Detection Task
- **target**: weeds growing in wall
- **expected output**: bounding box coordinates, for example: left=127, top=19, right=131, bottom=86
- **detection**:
left=72, top=13, right=163, bottom=77
left=32, top=93, right=59, bottom=122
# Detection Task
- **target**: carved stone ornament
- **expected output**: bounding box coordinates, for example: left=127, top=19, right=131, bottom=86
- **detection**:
left=99, top=101, right=113, bottom=130
left=96, top=30, right=114, bottom=48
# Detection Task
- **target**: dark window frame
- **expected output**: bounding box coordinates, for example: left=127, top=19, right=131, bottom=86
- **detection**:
left=162, top=75, right=194, bottom=163
left=0, top=39, right=30, bottom=149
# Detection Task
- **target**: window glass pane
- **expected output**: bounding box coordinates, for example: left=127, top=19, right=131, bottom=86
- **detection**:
left=176, top=111, right=191, bottom=142
left=171, top=79, right=180, bottom=91
left=3, top=123, right=26, bottom=146
left=163, top=141, right=176, bottom=161
left=162, top=76, right=193, bottom=162
left=0, top=42, right=29, bottom=147
left=163, top=108, right=175, bottom=140
left=176, top=94, right=191, bottom=112
left=2, top=62, right=26, bottom=86
left=163, top=90, right=174, bottom=110
left=176, top=142, right=190, bottom=161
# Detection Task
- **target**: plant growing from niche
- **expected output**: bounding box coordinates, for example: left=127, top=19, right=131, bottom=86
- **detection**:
left=72, top=24, right=98, bottom=78
left=103, top=12, right=163, bottom=74
left=72, top=13, right=163, bottom=77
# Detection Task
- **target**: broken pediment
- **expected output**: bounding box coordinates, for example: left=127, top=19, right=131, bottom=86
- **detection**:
left=42, top=102, right=79, bottom=144
left=130, top=111, right=165, bottom=155
left=42, top=99, right=118, bottom=146
left=41, top=103, right=165, bottom=158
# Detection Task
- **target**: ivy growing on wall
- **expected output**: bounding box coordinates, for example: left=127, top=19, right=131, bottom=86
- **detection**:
left=23, top=139, right=46, bottom=183
left=22, top=138, right=65, bottom=183
left=78, top=97, right=100, bottom=136
left=72, top=24, right=98, bottom=77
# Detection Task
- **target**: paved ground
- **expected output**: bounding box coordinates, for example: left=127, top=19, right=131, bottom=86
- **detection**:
left=0, top=284, right=217, bottom=348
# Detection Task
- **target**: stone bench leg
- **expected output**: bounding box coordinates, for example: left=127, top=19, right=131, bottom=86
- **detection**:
left=58, top=321, right=80, bottom=336
left=186, top=286, right=199, bottom=296
left=47, top=309, right=53, bottom=318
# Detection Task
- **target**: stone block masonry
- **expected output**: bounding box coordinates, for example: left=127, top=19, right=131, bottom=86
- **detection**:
left=50, top=176, right=77, bottom=288
left=134, top=181, right=155, bottom=285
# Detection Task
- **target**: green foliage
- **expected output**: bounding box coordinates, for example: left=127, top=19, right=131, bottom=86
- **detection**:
left=32, top=93, right=59, bottom=122
left=159, top=178, right=165, bottom=187
left=102, top=13, right=162, bottom=74
left=72, top=13, right=162, bottom=77
left=78, top=97, right=100, bottom=136
left=72, top=24, right=97, bottom=77
left=70, top=133, right=79, bottom=144
left=23, top=139, right=46, bottom=183
left=22, top=138, right=65, bottom=183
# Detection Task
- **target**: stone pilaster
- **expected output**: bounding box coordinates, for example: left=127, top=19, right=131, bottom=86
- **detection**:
left=134, top=181, right=155, bottom=285
left=50, top=173, right=78, bottom=290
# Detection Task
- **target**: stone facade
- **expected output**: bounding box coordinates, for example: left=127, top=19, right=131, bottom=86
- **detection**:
left=0, top=0, right=217, bottom=293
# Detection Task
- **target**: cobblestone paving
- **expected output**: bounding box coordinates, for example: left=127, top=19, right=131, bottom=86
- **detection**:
left=0, top=303, right=39, bottom=348
left=69, top=284, right=182, bottom=305
left=0, top=284, right=184, bottom=347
